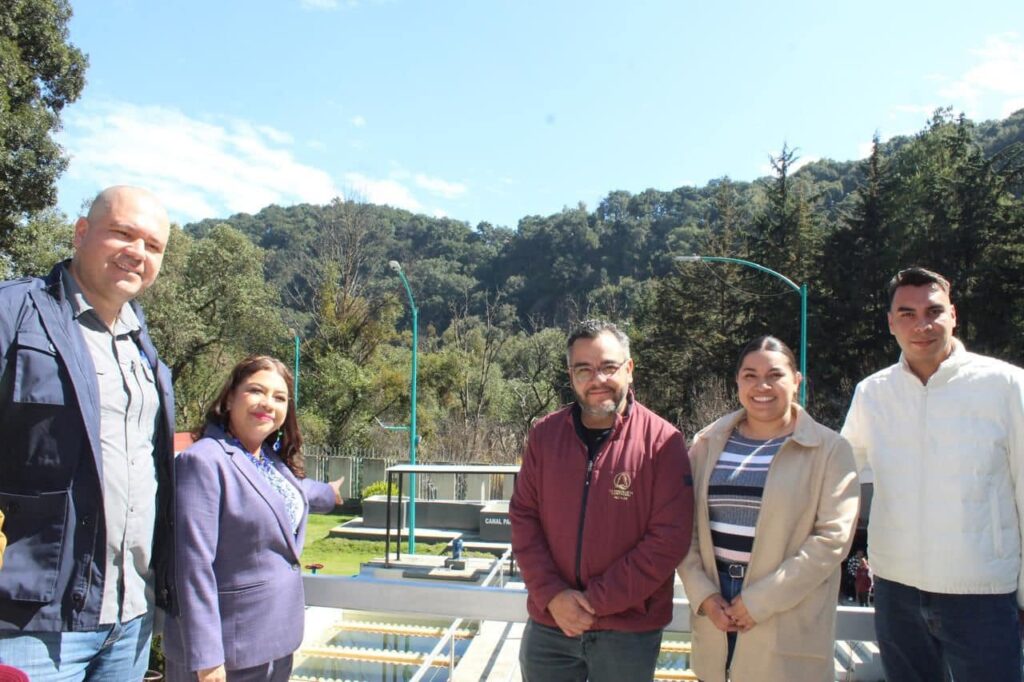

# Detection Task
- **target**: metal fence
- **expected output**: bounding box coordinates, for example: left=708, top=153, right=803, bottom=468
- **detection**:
left=303, top=446, right=516, bottom=501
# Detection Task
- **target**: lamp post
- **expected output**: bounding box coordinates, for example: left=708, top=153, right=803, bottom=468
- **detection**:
left=388, top=260, right=419, bottom=553
left=676, top=255, right=808, bottom=405
left=289, top=328, right=300, bottom=408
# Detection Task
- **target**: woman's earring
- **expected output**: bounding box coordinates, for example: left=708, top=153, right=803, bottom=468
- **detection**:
left=273, top=430, right=283, bottom=452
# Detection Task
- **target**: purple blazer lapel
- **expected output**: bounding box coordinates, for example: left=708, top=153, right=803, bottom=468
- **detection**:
left=224, top=445, right=302, bottom=561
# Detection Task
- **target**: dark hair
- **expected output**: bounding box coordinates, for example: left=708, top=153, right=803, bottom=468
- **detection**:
left=566, top=319, right=630, bottom=364
left=735, top=335, right=798, bottom=376
left=887, top=267, right=951, bottom=307
left=198, top=355, right=305, bottom=478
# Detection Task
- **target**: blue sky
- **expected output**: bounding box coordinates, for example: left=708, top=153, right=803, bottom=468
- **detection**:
left=56, top=1, right=1024, bottom=229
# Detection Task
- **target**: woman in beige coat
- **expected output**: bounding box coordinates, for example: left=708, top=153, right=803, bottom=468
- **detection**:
left=678, top=336, right=859, bottom=682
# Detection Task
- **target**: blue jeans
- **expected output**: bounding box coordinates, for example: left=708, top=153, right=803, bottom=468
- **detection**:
left=717, top=569, right=743, bottom=670
left=0, top=612, right=153, bottom=681
left=874, top=576, right=1022, bottom=682
left=519, top=619, right=663, bottom=682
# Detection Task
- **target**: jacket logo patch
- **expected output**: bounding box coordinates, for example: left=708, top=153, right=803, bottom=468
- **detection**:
left=611, top=472, right=633, bottom=501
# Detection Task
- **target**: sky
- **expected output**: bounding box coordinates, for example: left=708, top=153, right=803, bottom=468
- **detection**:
left=56, top=1, right=1024, bottom=229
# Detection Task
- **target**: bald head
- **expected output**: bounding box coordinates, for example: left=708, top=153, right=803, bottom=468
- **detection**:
left=70, top=186, right=170, bottom=327
left=85, top=186, right=168, bottom=226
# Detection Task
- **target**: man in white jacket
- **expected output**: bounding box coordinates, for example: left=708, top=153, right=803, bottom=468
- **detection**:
left=842, top=266, right=1024, bottom=682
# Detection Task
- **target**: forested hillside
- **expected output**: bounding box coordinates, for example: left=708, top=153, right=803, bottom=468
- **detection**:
left=140, top=107, right=1024, bottom=456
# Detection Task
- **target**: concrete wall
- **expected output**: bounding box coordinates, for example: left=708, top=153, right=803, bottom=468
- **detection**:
left=418, top=499, right=485, bottom=530
left=424, top=473, right=456, bottom=499
left=326, top=458, right=354, bottom=499
left=361, top=497, right=513, bottom=538
left=363, top=496, right=486, bottom=530
left=360, top=460, right=389, bottom=492
left=362, top=495, right=407, bottom=528
left=480, top=501, right=511, bottom=542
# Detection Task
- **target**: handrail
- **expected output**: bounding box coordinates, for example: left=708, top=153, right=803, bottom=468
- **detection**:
left=481, top=547, right=514, bottom=587
left=409, top=616, right=464, bottom=682
left=302, top=574, right=878, bottom=642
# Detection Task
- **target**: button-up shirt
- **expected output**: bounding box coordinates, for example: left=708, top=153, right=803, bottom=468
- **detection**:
left=63, top=267, right=159, bottom=624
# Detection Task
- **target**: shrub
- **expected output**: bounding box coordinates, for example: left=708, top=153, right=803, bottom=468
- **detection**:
left=361, top=480, right=399, bottom=499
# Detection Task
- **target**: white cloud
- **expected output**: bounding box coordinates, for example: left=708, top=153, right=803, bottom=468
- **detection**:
left=1002, top=97, right=1024, bottom=118
left=342, top=172, right=422, bottom=212
left=892, top=33, right=1024, bottom=123
left=856, top=140, right=876, bottom=160
left=351, top=115, right=366, bottom=127
left=939, top=34, right=1024, bottom=106
left=300, top=0, right=340, bottom=9
left=60, top=100, right=340, bottom=221
left=414, top=173, right=467, bottom=199
left=255, top=124, right=294, bottom=144
left=300, top=0, right=367, bottom=9
left=58, top=99, right=465, bottom=223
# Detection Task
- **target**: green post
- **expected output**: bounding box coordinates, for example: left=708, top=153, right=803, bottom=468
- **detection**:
left=293, top=332, right=301, bottom=408
left=799, top=282, right=807, bottom=405
left=675, top=255, right=809, bottom=405
left=389, top=261, right=419, bottom=553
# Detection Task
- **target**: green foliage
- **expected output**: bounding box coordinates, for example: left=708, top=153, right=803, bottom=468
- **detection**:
left=301, top=535, right=448, bottom=576
left=298, top=410, right=331, bottom=445
left=496, top=325, right=568, bottom=435
left=0, top=207, right=72, bottom=278
left=6, top=15, right=1017, bottom=462
left=638, top=111, right=1024, bottom=429
left=140, top=223, right=288, bottom=429
left=148, top=634, right=165, bottom=677
left=0, top=0, right=87, bottom=247
left=124, top=107, right=1024, bottom=445
left=300, top=513, right=491, bottom=576
left=360, top=480, right=399, bottom=499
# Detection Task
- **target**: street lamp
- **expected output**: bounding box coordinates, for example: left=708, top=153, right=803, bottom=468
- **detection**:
left=676, top=255, right=808, bottom=405
left=288, top=328, right=300, bottom=408
left=388, top=260, right=419, bottom=553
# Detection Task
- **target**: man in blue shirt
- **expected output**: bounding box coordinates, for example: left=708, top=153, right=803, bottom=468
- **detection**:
left=0, top=186, right=176, bottom=680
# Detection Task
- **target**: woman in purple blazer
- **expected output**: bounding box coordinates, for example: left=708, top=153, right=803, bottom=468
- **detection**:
left=163, top=356, right=342, bottom=682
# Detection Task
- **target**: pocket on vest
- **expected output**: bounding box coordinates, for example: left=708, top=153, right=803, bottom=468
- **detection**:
left=14, top=332, right=68, bottom=406
left=0, top=490, right=70, bottom=602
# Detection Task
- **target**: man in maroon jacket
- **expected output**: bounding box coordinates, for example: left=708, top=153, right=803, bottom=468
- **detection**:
left=510, top=319, right=694, bottom=681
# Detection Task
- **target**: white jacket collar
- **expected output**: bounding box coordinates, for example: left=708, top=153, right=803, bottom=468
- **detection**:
left=897, top=337, right=970, bottom=386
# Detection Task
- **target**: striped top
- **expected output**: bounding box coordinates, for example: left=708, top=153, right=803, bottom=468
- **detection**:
left=708, top=430, right=788, bottom=567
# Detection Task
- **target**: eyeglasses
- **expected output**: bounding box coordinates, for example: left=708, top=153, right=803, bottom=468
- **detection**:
left=571, top=361, right=627, bottom=383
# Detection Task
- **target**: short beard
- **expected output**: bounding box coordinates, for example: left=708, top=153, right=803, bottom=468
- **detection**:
left=575, top=386, right=627, bottom=419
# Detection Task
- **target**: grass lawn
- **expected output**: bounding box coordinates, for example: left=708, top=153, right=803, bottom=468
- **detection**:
left=300, top=511, right=449, bottom=575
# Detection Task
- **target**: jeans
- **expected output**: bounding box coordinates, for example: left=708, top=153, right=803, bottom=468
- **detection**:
left=0, top=612, right=153, bottom=681
left=519, top=619, right=663, bottom=682
left=874, top=576, right=1022, bottom=682
left=717, top=569, right=743, bottom=671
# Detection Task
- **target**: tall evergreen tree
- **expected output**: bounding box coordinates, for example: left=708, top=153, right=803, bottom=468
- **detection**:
left=0, top=0, right=87, bottom=247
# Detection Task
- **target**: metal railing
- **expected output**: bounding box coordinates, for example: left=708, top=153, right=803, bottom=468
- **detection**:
left=404, top=548, right=516, bottom=681
left=302, top=573, right=878, bottom=641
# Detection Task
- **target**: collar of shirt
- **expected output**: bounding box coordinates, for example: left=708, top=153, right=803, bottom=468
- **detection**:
left=897, top=336, right=968, bottom=385
left=60, top=263, right=142, bottom=335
